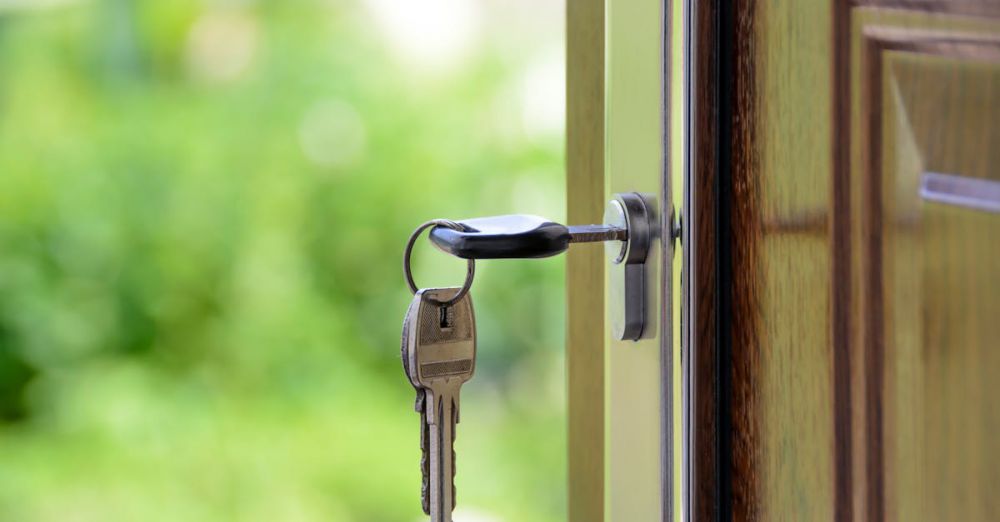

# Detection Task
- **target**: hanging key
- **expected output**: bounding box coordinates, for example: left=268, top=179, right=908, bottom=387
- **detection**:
left=402, top=287, right=476, bottom=522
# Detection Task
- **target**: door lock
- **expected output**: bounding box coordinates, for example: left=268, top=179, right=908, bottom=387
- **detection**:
left=427, top=192, right=664, bottom=341
left=603, top=193, right=654, bottom=341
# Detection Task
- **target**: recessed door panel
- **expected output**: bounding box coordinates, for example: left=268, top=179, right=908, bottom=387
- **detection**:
left=855, top=19, right=1000, bottom=520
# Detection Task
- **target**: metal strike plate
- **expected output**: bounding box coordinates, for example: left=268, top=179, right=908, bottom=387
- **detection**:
left=604, top=192, right=656, bottom=341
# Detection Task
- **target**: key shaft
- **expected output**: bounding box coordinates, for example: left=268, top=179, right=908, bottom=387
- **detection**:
left=426, top=387, right=459, bottom=522
left=566, top=224, right=627, bottom=243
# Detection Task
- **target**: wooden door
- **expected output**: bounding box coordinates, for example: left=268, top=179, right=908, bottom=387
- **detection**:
left=688, top=1, right=1000, bottom=520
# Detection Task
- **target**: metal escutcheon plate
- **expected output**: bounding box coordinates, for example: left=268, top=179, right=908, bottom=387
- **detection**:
left=604, top=192, right=656, bottom=341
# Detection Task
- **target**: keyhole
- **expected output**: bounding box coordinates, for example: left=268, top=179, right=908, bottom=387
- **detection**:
left=439, top=305, right=453, bottom=329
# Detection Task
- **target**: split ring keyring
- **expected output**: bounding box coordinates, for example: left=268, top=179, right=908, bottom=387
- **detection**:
left=404, top=219, right=476, bottom=306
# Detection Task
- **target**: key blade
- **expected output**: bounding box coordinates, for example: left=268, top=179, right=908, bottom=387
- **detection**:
left=566, top=223, right=628, bottom=243
left=426, top=388, right=459, bottom=522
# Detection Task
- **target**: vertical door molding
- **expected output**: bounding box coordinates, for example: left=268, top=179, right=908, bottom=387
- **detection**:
left=567, top=1, right=606, bottom=520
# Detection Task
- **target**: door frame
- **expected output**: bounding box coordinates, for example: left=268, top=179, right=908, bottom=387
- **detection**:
left=567, top=0, right=678, bottom=519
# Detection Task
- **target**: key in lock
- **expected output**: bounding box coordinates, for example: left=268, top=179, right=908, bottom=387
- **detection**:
left=427, top=192, right=668, bottom=341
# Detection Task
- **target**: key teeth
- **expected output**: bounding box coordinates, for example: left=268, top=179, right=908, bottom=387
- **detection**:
left=452, top=448, right=457, bottom=510
left=420, top=403, right=431, bottom=516
left=452, top=406, right=458, bottom=511
left=421, top=448, right=430, bottom=513
left=414, top=389, right=424, bottom=412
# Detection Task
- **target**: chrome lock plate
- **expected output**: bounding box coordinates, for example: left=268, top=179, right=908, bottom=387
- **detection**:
left=604, top=192, right=656, bottom=341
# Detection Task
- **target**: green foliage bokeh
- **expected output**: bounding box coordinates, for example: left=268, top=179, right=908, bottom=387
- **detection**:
left=0, top=1, right=566, bottom=520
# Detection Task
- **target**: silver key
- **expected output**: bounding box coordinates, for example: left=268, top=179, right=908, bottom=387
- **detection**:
left=401, top=302, right=431, bottom=514
left=402, top=287, right=476, bottom=522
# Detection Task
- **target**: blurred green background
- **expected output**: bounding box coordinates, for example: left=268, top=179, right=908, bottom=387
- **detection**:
left=0, top=0, right=566, bottom=520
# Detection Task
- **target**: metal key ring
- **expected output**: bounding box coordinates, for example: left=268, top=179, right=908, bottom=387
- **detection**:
left=403, top=219, right=475, bottom=306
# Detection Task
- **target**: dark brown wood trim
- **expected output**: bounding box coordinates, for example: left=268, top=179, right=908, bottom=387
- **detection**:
left=691, top=2, right=766, bottom=519
left=853, top=0, right=1000, bottom=19
left=831, top=1, right=855, bottom=521
left=691, top=0, right=720, bottom=518
left=724, top=2, right=763, bottom=520
left=863, top=29, right=1000, bottom=57
left=860, top=30, right=887, bottom=522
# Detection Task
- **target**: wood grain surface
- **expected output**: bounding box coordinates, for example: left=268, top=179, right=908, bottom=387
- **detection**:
left=566, top=0, right=605, bottom=519
left=692, top=2, right=1000, bottom=521
left=848, top=9, right=1000, bottom=520
left=692, top=1, right=838, bottom=519
left=689, top=0, right=720, bottom=518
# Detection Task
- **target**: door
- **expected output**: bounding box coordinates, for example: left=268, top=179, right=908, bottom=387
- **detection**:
left=687, top=1, right=1000, bottom=520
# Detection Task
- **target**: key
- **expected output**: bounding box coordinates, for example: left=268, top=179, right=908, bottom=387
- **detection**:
left=402, top=287, right=476, bottom=522
left=427, top=214, right=627, bottom=259
left=401, top=299, right=431, bottom=514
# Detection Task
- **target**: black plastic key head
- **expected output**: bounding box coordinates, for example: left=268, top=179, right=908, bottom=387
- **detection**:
left=428, top=215, right=571, bottom=259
